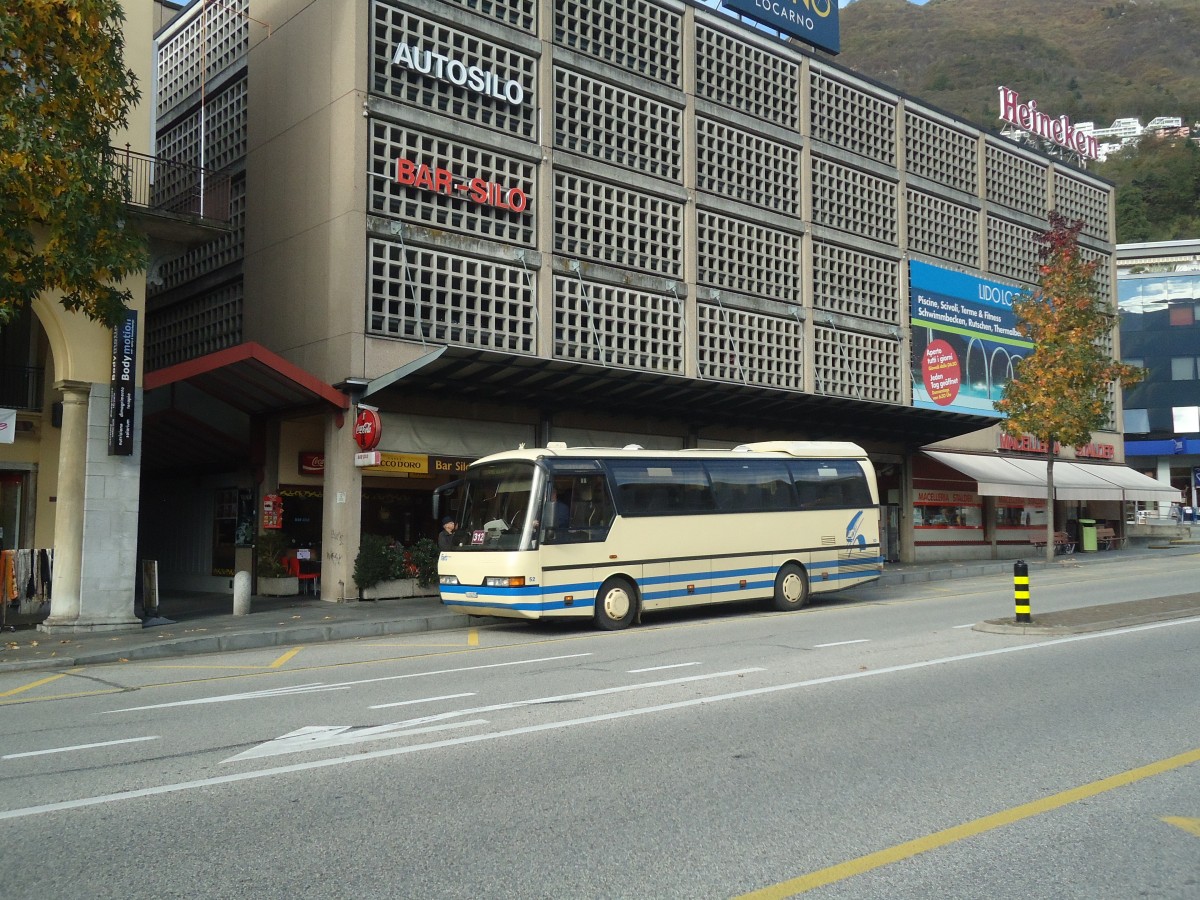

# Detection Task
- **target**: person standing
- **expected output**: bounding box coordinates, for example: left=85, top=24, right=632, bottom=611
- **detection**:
left=437, top=516, right=458, bottom=550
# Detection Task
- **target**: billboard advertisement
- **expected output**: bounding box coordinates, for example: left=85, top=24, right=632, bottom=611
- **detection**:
left=723, top=0, right=840, bottom=55
left=909, top=260, right=1032, bottom=417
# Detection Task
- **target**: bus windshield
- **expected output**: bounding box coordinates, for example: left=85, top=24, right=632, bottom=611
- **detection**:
left=451, top=460, right=541, bottom=551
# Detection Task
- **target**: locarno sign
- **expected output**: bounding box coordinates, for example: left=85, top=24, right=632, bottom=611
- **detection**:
left=998, top=86, right=1099, bottom=161
left=723, top=0, right=839, bottom=55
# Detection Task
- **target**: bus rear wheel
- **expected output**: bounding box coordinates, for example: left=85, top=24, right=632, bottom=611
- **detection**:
left=594, top=577, right=637, bottom=630
left=772, top=562, right=809, bottom=612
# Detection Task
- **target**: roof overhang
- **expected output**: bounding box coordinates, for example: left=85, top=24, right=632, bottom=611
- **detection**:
left=142, top=343, right=348, bottom=474
left=924, top=450, right=1179, bottom=502
left=145, top=342, right=349, bottom=415
left=360, top=346, right=994, bottom=447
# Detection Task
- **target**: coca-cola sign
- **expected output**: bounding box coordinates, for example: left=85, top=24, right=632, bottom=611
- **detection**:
left=354, top=408, right=382, bottom=451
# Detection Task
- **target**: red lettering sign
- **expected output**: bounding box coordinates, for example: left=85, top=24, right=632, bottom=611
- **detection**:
left=394, top=156, right=528, bottom=212
left=354, top=409, right=382, bottom=452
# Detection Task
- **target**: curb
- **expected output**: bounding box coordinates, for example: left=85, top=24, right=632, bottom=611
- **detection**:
left=0, top=611, right=505, bottom=673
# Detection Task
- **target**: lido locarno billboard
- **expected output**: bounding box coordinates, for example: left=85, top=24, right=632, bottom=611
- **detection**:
left=724, top=0, right=840, bottom=55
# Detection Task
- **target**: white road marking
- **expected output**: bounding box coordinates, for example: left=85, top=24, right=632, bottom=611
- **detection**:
left=106, top=653, right=592, bottom=713
left=813, top=639, right=870, bottom=648
left=370, top=692, right=475, bottom=710
left=225, top=720, right=488, bottom=761
left=953, top=624, right=976, bottom=629
left=3, top=736, right=159, bottom=760
left=228, top=668, right=764, bottom=763
left=6, top=617, right=1197, bottom=821
left=627, top=662, right=701, bottom=673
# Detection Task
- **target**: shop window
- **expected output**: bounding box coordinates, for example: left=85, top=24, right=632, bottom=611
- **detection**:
left=913, top=491, right=983, bottom=532
left=212, top=488, right=238, bottom=576
left=994, top=497, right=1047, bottom=529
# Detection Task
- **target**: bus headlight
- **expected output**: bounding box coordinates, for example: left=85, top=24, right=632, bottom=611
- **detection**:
left=484, top=576, right=526, bottom=587
left=439, top=575, right=460, bottom=585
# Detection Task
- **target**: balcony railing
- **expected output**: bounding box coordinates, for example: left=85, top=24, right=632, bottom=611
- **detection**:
left=111, top=145, right=231, bottom=224
left=0, top=366, right=44, bottom=411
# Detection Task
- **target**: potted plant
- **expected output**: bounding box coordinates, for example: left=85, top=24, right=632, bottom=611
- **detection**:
left=255, top=530, right=298, bottom=596
left=355, top=535, right=441, bottom=600
left=353, top=533, right=394, bottom=600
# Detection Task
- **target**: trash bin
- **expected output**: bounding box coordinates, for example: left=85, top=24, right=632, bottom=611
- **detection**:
left=1079, top=518, right=1097, bottom=552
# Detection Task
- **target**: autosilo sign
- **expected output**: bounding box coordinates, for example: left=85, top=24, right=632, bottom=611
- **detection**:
left=724, top=0, right=840, bottom=55
left=391, top=43, right=524, bottom=106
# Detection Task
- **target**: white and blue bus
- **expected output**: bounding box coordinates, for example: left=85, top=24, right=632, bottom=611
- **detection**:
left=436, top=441, right=882, bottom=629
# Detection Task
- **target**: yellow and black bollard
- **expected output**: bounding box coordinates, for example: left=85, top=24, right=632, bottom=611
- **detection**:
left=1013, top=560, right=1031, bottom=623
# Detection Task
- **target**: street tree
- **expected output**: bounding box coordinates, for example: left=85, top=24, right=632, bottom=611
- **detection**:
left=996, top=212, right=1144, bottom=562
left=1, top=0, right=147, bottom=329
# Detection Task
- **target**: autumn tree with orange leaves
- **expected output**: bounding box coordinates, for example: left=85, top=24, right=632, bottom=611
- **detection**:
left=996, top=212, right=1143, bottom=562
left=1, top=0, right=146, bottom=328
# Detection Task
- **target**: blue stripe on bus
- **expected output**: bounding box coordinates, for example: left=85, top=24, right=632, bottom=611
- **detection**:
left=442, top=557, right=884, bottom=613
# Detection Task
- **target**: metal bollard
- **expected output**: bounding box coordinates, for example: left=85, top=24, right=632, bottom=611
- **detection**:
left=1013, top=560, right=1030, bottom=623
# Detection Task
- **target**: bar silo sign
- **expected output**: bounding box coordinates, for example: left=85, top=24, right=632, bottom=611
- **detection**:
left=724, top=0, right=840, bottom=55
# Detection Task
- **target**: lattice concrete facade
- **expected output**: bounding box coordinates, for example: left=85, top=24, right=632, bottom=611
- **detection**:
left=149, top=0, right=1116, bottom=410
left=143, top=0, right=1125, bottom=581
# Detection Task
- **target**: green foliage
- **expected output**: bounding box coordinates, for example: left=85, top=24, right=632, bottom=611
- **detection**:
left=1097, top=138, right=1200, bottom=242
left=997, top=213, right=1144, bottom=447
left=353, top=535, right=439, bottom=592
left=838, top=0, right=1200, bottom=128
left=255, top=530, right=291, bottom=578
left=996, top=213, right=1145, bottom=558
left=0, top=0, right=148, bottom=328
left=353, top=533, right=393, bottom=592
left=405, top=537, right=439, bottom=589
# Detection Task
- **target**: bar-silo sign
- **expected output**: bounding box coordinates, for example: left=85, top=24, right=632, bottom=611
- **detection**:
left=724, top=0, right=840, bottom=55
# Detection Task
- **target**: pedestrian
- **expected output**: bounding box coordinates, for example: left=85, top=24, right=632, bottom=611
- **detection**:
left=438, top=516, right=458, bottom=550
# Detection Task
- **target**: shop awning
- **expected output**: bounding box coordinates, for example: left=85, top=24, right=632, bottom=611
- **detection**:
left=359, top=346, right=995, bottom=447
left=924, top=451, right=1179, bottom=502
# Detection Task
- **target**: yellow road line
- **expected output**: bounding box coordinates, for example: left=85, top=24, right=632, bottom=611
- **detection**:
left=0, top=688, right=121, bottom=706
left=269, top=647, right=303, bottom=668
left=0, top=672, right=67, bottom=698
left=1163, top=816, right=1200, bottom=837
left=737, top=746, right=1200, bottom=899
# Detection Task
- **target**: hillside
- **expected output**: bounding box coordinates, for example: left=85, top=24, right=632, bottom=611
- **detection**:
left=831, top=0, right=1200, bottom=133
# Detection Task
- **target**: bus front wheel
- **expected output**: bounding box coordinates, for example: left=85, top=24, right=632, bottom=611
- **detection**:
left=594, top=577, right=637, bottom=630
left=772, top=563, right=810, bottom=612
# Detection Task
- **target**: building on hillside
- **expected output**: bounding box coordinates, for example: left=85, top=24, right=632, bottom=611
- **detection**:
left=1117, top=239, right=1200, bottom=517
left=135, top=0, right=1167, bottom=599
left=0, top=1, right=229, bottom=631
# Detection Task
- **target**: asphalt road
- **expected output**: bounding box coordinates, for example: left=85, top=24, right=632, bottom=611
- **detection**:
left=1, top=556, right=1197, bottom=899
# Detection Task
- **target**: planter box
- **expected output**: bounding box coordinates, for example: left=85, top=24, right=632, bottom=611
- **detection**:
left=360, top=578, right=439, bottom=601
left=258, top=575, right=299, bottom=596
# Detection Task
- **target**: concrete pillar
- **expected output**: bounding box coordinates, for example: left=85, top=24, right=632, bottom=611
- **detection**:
left=321, top=408, right=361, bottom=602
left=40, top=380, right=142, bottom=633
left=41, top=381, right=90, bottom=625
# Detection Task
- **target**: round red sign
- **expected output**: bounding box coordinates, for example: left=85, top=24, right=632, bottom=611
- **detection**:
left=354, top=408, right=382, bottom=451
left=921, top=339, right=962, bottom=407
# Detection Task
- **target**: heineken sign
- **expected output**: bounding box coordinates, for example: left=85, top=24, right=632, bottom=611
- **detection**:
left=998, top=86, right=1100, bottom=161
left=724, top=0, right=840, bottom=55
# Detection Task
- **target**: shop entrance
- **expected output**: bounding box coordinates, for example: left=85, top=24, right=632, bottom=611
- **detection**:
left=0, top=471, right=26, bottom=551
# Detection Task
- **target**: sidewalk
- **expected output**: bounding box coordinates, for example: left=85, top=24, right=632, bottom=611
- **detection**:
left=3, top=544, right=1199, bottom=673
